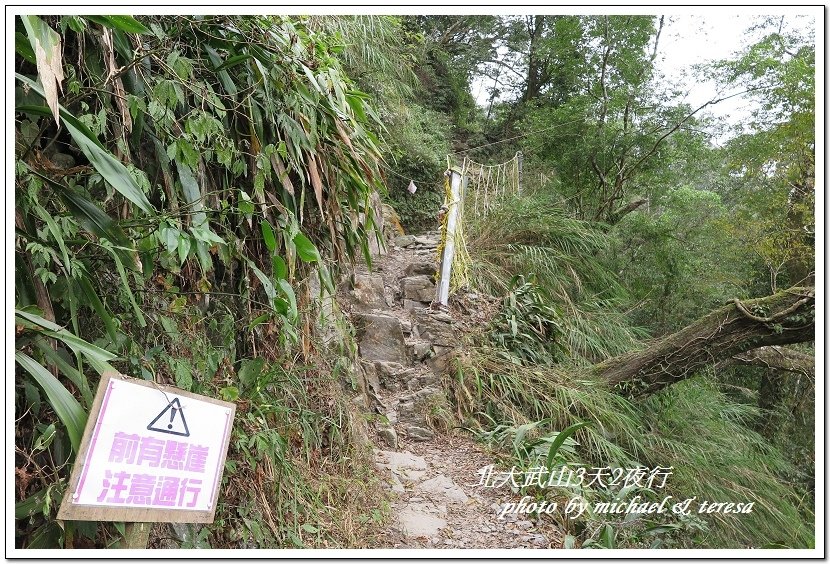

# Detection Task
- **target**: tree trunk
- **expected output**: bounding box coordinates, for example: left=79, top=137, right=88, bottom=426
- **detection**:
left=756, top=371, right=784, bottom=439
left=522, top=15, right=545, bottom=103
left=719, top=345, right=814, bottom=440
left=595, top=287, right=814, bottom=398
left=725, top=345, right=814, bottom=377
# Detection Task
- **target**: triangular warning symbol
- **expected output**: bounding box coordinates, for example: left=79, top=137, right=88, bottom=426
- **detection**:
left=147, top=397, right=190, bottom=437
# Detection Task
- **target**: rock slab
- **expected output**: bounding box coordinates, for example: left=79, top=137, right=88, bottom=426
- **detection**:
left=401, top=275, right=436, bottom=303
left=351, top=274, right=388, bottom=312
left=375, top=449, right=428, bottom=482
left=398, top=504, right=447, bottom=537
left=416, top=474, right=469, bottom=504
left=355, top=313, right=408, bottom=364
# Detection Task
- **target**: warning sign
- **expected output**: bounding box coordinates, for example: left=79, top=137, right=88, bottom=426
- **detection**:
left=147, top=397, right=190, bottom=437
left=57, top=372, right=235, bottom=523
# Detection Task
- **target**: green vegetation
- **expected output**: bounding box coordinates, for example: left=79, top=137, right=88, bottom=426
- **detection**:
left=14, top=13, right=815, bottom=551
left=15, top=14, right=387, bottom=548
left=446, top=14, right=815, bottom=549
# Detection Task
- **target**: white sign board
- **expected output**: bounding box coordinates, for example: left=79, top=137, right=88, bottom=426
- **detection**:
left=58, top=372, right=235, bottom=523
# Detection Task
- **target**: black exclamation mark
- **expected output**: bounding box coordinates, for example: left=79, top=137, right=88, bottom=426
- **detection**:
left=168, top=404, right=176, bottom=429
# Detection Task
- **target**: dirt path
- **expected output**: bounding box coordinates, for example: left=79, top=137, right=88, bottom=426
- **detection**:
left=341, top=233, right=562, bottom=549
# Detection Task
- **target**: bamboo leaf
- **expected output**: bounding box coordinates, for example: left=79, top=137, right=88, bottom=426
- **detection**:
left=599, top=524, right=615, bottom=549
left=272, top=255, right=287, bottom=280
left=277, top=279, right=298, bottom=322
left=75, top=275, right=119, bottom=346
left=545, top=421, right=591, bottom=471
left=175, top=161, right=205, bottom=227
left=104, top=245, right=147, bottom=327
left=293, top=232, right=321, bottom=263
left=261, top=220, right=276, bottom=253
left=244, top=258, right=276, bottom=302
left=178, top=233, right=191, bottom=265
left=32, top=202, right=72, bottom=276
left=15, top=79, right=155, bottom=214
left=16, top=489, right=49, bottom=519
left=16, top=309, right=118, bottom=369
left=29, top=169, right=131, bottom=247
left=15, top=308, right=65, bottom=332
left=15, top=352, right=86, bottom=453
left=300, top=63, right=323, bottom=95
left=191, top=226, right=226, bottom=246
left=20, top=16, right=64, bottom=126
left=215, top=53, right=254, bottom=71
left=15, top=31, right=36, bottom=65
left=307, top=153, right=325, bottom=216
left=202, top=45, right=238, bottom=96
left=270, top=153, right=295, bottom=196
left=34, top=341, right=93, bottom=408
left=84, top=15, right=151, bottom=35
left=344, top=91, right=366, bottom=122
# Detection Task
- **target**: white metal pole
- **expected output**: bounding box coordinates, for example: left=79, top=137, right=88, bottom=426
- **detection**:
left=436, top=168, right=462, bottom=306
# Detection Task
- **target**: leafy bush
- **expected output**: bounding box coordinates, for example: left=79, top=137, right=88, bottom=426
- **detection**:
left=14, top=14, right=389, bottom=548
left=488, top=275, right=567, bottom=366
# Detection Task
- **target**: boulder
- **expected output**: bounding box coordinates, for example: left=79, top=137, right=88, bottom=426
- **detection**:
left=405, top=261, right=437, bottom=278
left=406, top=372, right=438, bottom=390
left=378, top=426, right=398, bottom=449
left=351, top=274, right=388, bottom=312
left=401, top=275, right=435, bottom=303
left=398, top=387, right=444, bottom=427
left=411, top=340, right=432, bottom=362
left=404, top=299, right=429, bottom=312
left=394, top=234, right=417, bottom=248
left=426, top=345, right=455, bottom=375
left=413, top=311, right=455, bottom=348
left=407, top=425, right=435, bottom=441
left=373, top=360, right=418, bottom=391
left=413, top=235, right=439, bottom=248
left=354, top=313, right=408, bottom=364
left=364, top=364, right=381, bottom=395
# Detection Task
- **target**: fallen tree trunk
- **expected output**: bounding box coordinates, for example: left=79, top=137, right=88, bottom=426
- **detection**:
left=722, top=345, right=815, bottom=439
left=724, top=345, right=814, bottom=377
left=594, top=287, right=815, bottom=398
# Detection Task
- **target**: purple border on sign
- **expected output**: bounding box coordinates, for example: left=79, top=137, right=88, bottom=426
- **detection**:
left=209, top=411, right=232, bottom=507
left=75, top=378, right=115, bottom=498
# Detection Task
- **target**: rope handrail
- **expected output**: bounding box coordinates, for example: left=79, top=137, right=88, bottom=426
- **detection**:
left=435, top=152, right=523, bottom=302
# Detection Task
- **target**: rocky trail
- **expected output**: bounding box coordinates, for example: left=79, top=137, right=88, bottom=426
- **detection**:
left=339, top=232, right=562, bottom=550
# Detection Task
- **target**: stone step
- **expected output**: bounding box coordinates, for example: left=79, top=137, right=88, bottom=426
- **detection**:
left=401, top=275, right=435, bottom=303
left=404, top=261, right=438, bottom=278
left=413, top=235, right=439, bottom=247
left=404, top=299, right=432, bottom=312
left=412, top=310, right=454, bottom=347
left=354, top=312, right=408, bottom=365
left=394, top=234, right=441, bottom=250
left=349, top=273, right=389, bottom=312
left=407, top=339, right=432, bottom=363
left=363, top=360, right=419, bottom=393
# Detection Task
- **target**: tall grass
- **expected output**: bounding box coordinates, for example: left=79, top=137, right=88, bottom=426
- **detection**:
left=465, top=191, right=646, bottom=364
left=458, top=189, right=812, bottom=548
left=452, top=346, right=813, bottom=548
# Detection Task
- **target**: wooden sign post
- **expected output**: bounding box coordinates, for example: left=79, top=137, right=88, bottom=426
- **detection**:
left=57, top=372, right=236, bottom=548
